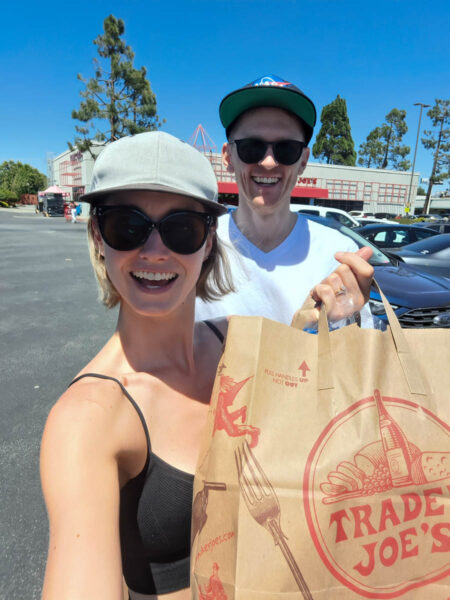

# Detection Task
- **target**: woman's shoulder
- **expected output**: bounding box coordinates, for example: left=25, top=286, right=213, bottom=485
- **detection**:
left=53, top=372, right=127, bottom=419
left=42, top=373, right=146, bottom=469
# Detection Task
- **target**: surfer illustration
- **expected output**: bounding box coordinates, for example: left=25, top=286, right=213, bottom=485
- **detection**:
left=213, top=375, right=260, bottom=448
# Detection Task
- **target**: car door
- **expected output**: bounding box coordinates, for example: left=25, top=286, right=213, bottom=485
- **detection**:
left=412, top=228, right=439, bottom=243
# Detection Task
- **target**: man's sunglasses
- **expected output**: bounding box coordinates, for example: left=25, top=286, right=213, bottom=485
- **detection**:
left=93, top=206, right=214, bottom=254
left=229, top=138, right=307, bottom=166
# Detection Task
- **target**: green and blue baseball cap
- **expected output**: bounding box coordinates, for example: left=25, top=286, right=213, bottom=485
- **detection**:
left=219, top=74, right=317, bottom=144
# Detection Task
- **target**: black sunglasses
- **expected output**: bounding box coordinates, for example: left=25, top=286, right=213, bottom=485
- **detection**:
left=230, top=138, right=307, bottom=166
left=93, top=206, right=214, bottom=254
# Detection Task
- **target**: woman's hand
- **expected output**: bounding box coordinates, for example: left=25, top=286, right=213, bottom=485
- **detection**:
left=292, top=247, right=374, bottom=329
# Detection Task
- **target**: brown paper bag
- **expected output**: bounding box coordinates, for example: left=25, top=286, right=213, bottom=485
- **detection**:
left=191, top=286, right=450, bottom=599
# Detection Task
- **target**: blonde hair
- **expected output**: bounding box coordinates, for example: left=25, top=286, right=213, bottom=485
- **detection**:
left=87, top=214, right=235, bottom=309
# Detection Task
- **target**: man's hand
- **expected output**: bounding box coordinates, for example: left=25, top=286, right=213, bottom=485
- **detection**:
left=291, top=247, right=374, bottom=329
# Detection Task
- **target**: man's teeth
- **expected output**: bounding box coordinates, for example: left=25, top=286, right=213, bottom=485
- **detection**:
left=253, top=176, right=280, bottom=184
left=133, top=271, right=176, bottom=281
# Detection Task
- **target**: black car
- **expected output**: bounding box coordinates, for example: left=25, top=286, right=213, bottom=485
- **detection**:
left=43, top=193, right=65, bottom=217
left=374, top=212, right=395, bottom=219
left=416, top=222, right=450, bottom=234
left=354, top=223, right=438, bottom=252
left=387, top=234, right=450, bottom=279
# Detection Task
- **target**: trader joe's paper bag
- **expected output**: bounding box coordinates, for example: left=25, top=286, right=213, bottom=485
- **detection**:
left=191, top=289, right=449, bottom=599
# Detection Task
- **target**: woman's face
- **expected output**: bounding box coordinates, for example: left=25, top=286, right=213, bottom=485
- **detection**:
left=93, top=191, right=215, bottom=318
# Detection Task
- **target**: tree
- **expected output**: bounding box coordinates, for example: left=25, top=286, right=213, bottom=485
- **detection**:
left=312, top=95, right=356, bottom=166
left=69, top=15, right=163, bottom=157
left=358, top=127, right=384, bottom=168
left=416, top=186, right=426, bottom=196
left=358, top=109, right=410, bottom=171
left=422, top=99, right=450, bottom=212
left=0, top=161, right=47, bottom=198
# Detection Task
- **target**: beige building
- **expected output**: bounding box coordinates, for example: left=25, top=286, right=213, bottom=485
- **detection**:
left=207, top=152, right=420, bottom=215
left=51, top=145, right=103, bottom=202
left=53, top=143, right=447, bottom=215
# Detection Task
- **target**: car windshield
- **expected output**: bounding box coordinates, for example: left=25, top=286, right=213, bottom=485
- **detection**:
left=303, top=215, right=391, bottom=266
left=337, top=225, right=391, bottom=265
left=398, top=234, right=450, bottom=254
left=325, top=211, right=355, bottom=228
left=298, top=208, right=320, bottom=215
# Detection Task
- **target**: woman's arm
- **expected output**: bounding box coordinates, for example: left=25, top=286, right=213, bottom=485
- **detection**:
left=40, top=382, right=130, bottom=600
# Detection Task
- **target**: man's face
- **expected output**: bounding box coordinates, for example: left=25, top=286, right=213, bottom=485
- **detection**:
left=222, top=107, right=310, bottom=215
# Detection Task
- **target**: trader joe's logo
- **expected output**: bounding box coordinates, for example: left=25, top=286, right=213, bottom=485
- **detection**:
left=303, top=390, right=450, bottom=598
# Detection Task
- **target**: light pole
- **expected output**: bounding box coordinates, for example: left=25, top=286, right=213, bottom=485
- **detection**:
left=406, top=102, right=430, bottom=214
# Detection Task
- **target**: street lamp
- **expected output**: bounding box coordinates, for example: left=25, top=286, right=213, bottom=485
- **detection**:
left=406, top=102, right=430, bottom=214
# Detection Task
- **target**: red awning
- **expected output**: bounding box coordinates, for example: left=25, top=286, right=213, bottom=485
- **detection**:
left=217, top=182, right=328, bottom=199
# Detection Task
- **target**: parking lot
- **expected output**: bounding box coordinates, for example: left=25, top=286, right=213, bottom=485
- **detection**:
left=1, top=205, right=449, bottom=598
left=0, top=207, right=117, bottom=598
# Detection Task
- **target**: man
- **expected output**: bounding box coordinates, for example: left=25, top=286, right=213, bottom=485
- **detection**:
left=196, top=74, right=373, bottom=325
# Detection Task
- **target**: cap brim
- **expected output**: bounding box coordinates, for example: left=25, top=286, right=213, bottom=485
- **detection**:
left=81, top=183, right=227, bottom=216
left=220, top=87, right=316, bottom=143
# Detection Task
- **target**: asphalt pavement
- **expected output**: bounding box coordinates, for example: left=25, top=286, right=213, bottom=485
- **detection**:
left=0, top=207, right=117, bottom=599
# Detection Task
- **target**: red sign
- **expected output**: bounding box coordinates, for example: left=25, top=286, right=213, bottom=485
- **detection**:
left=298, top=177, right=317, bottom=185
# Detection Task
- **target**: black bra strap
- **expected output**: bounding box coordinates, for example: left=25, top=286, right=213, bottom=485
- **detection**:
left=203, top=319, right=224, bottom=344
left=69, top=373, right=151, bottom=456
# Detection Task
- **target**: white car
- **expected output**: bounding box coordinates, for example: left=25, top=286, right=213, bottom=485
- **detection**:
left=357, top=216, right=397, bottom=225
left=349, top=210, right=372, bottom=218
left=295, top=206, right=359, bottom=227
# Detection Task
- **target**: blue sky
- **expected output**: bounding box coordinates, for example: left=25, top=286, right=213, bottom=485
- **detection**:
left=1, top=0, right=449, bottom=184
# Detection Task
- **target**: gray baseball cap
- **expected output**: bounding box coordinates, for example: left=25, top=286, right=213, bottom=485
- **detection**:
left=81, top=131, right=226, bottom=215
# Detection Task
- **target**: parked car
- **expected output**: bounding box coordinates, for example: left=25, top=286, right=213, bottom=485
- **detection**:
left=414, top=213, right=440, bottom=220
left=349, top=210, right=374, bottom=218
left=356, top=217, right=396, bottom=225
left=374, top=212, right=396, bottom=220
left=387, top=234, right=450, bottom=279
left=354, top=223, right=439, bottom=251
left=296, top=206, right=359, bottom=227
left=43, top=193, right=65, bottom=217
left=415, top=221, right=450, bottom=234
left=302, top=215, right=450, bottom=327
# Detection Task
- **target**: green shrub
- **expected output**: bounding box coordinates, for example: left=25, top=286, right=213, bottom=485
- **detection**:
left=0, top=187, right=18, bottom=206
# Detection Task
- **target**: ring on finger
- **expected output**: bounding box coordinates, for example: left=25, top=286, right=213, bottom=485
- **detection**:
left=335, top=284, right=347, bottom=297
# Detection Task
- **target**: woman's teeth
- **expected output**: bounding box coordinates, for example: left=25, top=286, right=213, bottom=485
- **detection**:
left=132, top=271, right=176, bottom=281
left=132, top=271, right=177, bottom=287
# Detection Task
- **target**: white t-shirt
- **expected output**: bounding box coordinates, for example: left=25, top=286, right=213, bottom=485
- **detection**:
left=196, top=213, right=371, bottom=325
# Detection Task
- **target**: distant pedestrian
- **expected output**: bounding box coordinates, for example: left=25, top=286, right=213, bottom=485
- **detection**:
left=70, top=202, right=77, bottom=223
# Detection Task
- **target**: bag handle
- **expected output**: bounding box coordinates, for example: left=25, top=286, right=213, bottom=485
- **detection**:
left=292, top=280, right=431, bottom=396
left=370, top=280, right=430, bottom=396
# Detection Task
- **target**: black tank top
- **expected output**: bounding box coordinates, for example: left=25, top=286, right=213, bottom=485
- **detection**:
left=68, top=320, right=224, bottom=595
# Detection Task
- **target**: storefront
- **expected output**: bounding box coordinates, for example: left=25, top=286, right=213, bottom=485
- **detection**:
left=52, top=144, right=425, bottom=216
left=206, top=153, right=420, bottom=216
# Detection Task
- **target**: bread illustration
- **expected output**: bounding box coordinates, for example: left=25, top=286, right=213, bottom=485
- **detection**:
left=320, top=441, right=424, bottom=504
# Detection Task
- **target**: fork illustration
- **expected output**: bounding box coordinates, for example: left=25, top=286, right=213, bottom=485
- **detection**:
left=235, top=441, right=313, bottom=599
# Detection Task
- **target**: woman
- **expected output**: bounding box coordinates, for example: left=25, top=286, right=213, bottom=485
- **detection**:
left=40, top=132, right=373, bottom=600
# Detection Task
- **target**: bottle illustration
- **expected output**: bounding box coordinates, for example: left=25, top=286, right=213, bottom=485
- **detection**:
left=374, top=389, right=412, bottom=487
